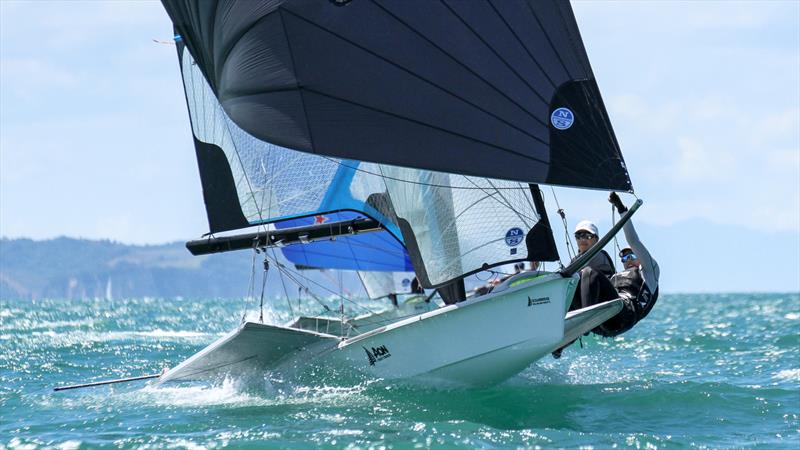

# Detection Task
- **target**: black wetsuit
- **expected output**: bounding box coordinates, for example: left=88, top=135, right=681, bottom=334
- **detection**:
left=594, top=266, right=659, bottom=337
left=592, top=220, right=660, bottom=337
left=569, top=249, right=617, bottom=311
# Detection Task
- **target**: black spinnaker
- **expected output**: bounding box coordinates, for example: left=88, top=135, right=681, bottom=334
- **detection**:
left=162, top=0, right=631, bottom=191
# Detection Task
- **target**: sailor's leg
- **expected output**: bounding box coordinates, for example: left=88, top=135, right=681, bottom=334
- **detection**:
left=578, top=267, right=617, bottom=308
left=594, top=298, right=638, bottom=337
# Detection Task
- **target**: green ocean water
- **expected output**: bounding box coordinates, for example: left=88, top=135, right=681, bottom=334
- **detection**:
left=1, top=293, right=798, bottom=449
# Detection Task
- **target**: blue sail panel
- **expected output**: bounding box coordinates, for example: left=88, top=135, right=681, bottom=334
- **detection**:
left=275, top=212, right=413, bottom=272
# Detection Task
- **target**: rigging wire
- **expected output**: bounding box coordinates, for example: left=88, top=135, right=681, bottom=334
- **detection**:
left=258, top=257, right=269, bottom=323
left=268, top=258, right=333, bottom=313
left=611, top=205, right=621, bottom=273
left=339, top=270, right=345, bottom=338
left=242, top=244, right=259, bottom=323
left=263, top=253, right=380, bottom=317
left=549, top=187, right=575, bottom=260
left=301, top=286, right=333, bottom=312
left=269, top=247, right=294, bottom=318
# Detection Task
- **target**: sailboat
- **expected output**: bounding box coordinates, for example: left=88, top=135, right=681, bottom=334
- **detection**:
left=156, top=0, right=642, bottom=387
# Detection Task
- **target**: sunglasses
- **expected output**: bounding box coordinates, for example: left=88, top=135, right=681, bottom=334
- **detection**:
left=621, top=253, right=638, bottom=263
left=574, top=232, right=596, bottom=240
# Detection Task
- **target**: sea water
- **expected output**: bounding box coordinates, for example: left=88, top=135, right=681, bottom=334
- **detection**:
left=1, top=293, right=798, bottom=449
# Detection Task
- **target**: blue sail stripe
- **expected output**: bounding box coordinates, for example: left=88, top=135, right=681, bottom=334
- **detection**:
left=275, top=212, right=412, bottom=272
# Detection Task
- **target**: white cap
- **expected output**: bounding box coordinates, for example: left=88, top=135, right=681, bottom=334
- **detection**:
left=574, top=220, right=598, bottom=236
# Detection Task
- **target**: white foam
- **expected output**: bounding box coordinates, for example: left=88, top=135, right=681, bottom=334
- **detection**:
left=773, top=368, right=800, bottom=381
left=137, top=377, right=270, bottom=407
left=57, top=440, right=82, bottom=450
left=133, top=329, right=207, bottom=338
left=784, top=312, right=800, bottom=320
left=158, top=439, right=206, bottom=450
left=97, top=330, right=211, bottom=341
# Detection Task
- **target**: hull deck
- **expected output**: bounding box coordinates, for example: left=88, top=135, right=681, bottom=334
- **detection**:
left=159, top=272, right=621, bottom=386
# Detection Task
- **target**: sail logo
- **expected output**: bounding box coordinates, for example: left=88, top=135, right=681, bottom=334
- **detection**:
left=551, top=107, right=574, bottom=130
left=528, top=296, right=550, bottom=307
left=363, top=345, right=391, bottom=365
left=505, top=227, right=524, bottom=247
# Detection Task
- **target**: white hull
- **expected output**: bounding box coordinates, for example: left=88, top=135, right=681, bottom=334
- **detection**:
left=160, top=272, right=622, bottom=386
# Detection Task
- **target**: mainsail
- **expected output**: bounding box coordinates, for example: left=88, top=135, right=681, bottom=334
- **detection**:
left=164, top=0, right=631, bottom=289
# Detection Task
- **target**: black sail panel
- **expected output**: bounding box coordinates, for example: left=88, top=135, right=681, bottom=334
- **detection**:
left=548, top=79, right=630, bottom=189
left=161, top=0, right=633, bottom=192
left=192, top=137, right=250, bottom=233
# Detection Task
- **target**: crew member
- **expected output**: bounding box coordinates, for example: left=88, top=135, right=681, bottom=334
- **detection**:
left=569, top=220, right=617, bottom=311
left=554, top=195, right=661, bottom=359
left=594, top=193, right=660, bottom=336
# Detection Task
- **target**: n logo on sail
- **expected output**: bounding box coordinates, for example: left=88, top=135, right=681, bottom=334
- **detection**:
left=550, top=107, right=575, bottom=130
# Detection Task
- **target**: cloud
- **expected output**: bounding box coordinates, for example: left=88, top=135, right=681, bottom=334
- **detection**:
left=672, top=137, right=731, bottom=182
left=752, top=108, right=800, bottom=143
left=579, top=0, right=800, bottom=235
left=617, top=95, right=800, bottom=231
left=602, top=87, right=799, bottom=233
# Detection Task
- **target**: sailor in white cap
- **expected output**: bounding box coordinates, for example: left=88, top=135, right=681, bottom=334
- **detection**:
left=573, top=220, right=615, bottom=273
left=571, top=195, right=660, bottom=333
left=553, top=219, right=619, bottom=358
left=568, top=219, right=617, bottom=311
left=555, top=195, right=661, bottom=359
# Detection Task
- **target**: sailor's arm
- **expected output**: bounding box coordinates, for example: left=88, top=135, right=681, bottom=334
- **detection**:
left=610, top=193, right=660, bottom=287
left=621, top=220, right=648, bottom=261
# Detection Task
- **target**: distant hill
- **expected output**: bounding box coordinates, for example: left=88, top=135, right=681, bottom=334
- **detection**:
left=4, top=217, right=799, bottom=300
left=0, top=237, right=363, bottom=300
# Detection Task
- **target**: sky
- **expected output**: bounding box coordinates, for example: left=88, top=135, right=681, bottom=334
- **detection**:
left=1, top=1, right=798, bottom=293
